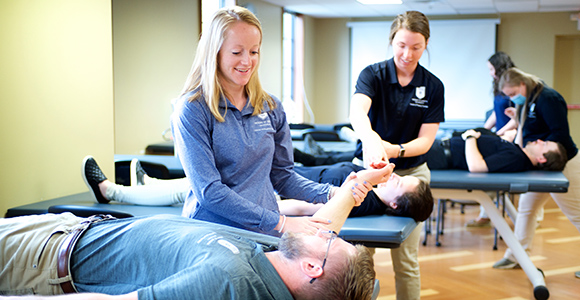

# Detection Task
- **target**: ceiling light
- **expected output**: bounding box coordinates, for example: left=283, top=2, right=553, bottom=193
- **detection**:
left=357, top=0, right=403, bottom=4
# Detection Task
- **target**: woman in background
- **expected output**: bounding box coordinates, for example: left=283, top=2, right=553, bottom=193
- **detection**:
left=349, top=10, right=445, bottom=300
left=483, top=51, right=517, bottom=139
left=493, top=67, right=580, bottom=274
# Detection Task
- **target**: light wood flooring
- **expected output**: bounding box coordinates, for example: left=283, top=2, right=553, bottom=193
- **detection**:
left=373, top=199, right=580, bottom=300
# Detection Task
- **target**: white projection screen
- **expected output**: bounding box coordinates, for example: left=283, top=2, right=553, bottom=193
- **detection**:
left=349, top=19, right=499, bottom=121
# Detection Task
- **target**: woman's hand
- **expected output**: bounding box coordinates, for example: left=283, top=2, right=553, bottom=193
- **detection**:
left=355, top=163, right=395, bottom=186
left=362, top=134, right=389, bottom=167
left=282, top=216, right=332, bottom=235
left=340, top=172, right=374, bottom=206
left=504, top=107, right=517, bottom=120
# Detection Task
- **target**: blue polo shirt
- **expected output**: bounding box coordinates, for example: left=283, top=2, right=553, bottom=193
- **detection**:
left=522, top=85, right=577, bottom=160
left=354, top=58, right=445, bottom=170
left=171, top=92, right=332, bottom=236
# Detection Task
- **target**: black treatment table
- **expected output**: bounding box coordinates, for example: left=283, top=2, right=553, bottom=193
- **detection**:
left=430, top=170, right=569, bottom=300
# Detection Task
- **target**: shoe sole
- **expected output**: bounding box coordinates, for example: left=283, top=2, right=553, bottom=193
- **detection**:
left=81, top=155, right=109, bottom=204
left=81, top=155, right=99, bottom=203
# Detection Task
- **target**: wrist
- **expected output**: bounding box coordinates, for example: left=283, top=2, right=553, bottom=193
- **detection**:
left=398, top=144, right=405, bottom=158
left=277, top=215, right=287, bottom=233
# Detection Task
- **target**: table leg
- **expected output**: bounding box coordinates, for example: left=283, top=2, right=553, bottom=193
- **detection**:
left=431, top=189, right=549, bottom=300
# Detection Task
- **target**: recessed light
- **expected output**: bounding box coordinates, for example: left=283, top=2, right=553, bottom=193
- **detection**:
left=357, top=0, right=403, bottom=4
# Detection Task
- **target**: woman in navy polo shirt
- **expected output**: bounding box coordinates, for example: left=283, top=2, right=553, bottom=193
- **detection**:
left=349, top=10, right=444, bottom=300
left=492, top=67, right=580, bottom=271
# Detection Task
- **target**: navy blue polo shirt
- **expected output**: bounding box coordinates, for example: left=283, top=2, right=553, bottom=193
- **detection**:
left=354, top=58, right=445, bottom=170
left=522, top=85, right=578, bottom=160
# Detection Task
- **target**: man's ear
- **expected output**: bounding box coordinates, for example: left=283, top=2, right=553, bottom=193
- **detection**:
left=389, top=201, right=398, bottom=209
left=300, top=259, right=323, bottom=280
left=537, top=154, right=547, bottom=164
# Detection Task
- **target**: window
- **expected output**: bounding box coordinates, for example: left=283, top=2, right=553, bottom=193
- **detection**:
left=282, top=12, right=311, bottom=124
left=201, top=0, right=236, bottom=33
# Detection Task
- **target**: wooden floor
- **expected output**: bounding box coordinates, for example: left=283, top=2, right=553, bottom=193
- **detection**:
left=373, top=199, right=580, bottom=300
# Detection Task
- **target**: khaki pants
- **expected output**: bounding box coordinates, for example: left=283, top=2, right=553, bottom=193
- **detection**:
left=354, top=159, right=430, bottom=300
left=0, top=213, right=84, bottom=295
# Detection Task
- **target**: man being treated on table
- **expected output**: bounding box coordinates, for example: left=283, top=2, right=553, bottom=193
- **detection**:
left=0, top=163, right=395, bottom=300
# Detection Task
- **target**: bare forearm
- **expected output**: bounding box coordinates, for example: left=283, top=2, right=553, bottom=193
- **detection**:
left=464, top=138, right=488, bottom=172
left=312, top=164, right=393, bottom=231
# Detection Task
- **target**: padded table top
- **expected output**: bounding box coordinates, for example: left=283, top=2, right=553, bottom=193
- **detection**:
left=6, top=192, right=416, bottom=248
left=430, top=169, right=569, bottom=193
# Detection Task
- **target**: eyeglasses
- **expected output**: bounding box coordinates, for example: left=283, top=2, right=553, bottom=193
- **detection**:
left=309, top=230, right=338, bottom=284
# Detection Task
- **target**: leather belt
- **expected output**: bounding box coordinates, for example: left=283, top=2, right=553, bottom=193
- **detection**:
left=440, top=139, right=453, bottom=168
left=56, top=215, right=116, bottom=293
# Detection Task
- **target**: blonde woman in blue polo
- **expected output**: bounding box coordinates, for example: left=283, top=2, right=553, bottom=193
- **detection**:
left=171, top=7, right=353, bottom=237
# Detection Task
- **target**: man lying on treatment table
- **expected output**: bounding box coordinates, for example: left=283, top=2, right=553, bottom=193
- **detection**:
left=0, top=164, right=395, bottom=300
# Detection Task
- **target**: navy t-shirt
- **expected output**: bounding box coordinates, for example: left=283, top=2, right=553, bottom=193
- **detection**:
left=448, top=135, right=533, bottom=172
left=354, top=58, right=445, bottom=170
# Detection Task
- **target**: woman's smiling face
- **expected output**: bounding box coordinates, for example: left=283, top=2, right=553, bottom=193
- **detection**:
left=218, top=21, right=261, bottom=94
left=391, top=28, right=427, bottom=73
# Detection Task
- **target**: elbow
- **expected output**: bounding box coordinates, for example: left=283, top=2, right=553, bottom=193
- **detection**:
left=468, top=165, right=488, bottom=173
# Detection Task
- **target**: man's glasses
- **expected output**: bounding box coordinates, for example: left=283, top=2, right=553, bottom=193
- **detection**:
left=309, top=230, right=338, bottom=284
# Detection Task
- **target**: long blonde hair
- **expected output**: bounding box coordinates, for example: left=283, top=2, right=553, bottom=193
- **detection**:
left=179, top=6, right=274, bottom=122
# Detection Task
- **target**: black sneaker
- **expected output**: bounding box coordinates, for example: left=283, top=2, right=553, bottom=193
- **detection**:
left=81, top=155, right=109, bottom=204
left=130, top=158, right=146, bottom=186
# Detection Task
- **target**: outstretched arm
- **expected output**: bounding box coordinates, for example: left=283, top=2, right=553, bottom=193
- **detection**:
left=312, top=163, right=395, bottom=232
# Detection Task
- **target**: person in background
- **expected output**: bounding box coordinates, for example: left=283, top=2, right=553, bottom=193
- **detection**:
left=492, top=67, right=580, bottom=275
left=483, top=51, right=517, bottom=140
left=81, top=157, right=434, bottom=223
left=349, top=10, right=445, bottom=300
left=469, top=51, right=518, bottom=228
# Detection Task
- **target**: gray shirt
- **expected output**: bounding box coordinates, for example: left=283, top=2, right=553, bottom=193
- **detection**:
left=71, top=215, right=293, bottom=300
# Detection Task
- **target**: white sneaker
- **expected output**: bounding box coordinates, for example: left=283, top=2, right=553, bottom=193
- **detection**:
left=492, top=258, right=520, bottom=269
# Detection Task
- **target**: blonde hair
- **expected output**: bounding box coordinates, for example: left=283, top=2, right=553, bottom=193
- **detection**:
left=294, top=244, right=376, bottom=300
left=179, top=6, right=274, bottom=122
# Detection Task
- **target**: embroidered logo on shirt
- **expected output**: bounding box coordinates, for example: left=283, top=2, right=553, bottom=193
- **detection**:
left=410, top=98, right=429, bottom=108
left=255, top=113, right=273, bottom=132
left=528, top=103, right=536, bottom=119
left=196, top=231, right=240, bottom=254
left=415, top=86, right=426, bottom=99
left=218, top=239, right=240, bottom=254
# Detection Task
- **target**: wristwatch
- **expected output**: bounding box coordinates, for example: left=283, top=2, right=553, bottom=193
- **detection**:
left=399, top=144, right=405, bottom=158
